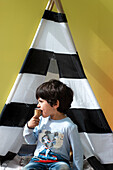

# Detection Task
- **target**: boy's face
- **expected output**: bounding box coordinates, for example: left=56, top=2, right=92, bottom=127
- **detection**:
left=37, top=98, right=56, bottom=118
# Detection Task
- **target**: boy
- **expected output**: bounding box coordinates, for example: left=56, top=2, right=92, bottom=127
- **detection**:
left=23, top=79, right=83, bottom=170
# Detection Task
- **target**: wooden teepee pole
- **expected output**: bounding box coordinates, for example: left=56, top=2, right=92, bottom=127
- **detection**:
left=46, top=0, right=64, bottom=13
left=46, top=0, right=55, bottom=11
left=53, top=0, right=64, bottom=13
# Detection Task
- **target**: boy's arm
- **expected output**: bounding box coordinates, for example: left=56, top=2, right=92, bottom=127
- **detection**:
left=69, top=125, right=83, bottom=170
left=23, top=123, right=38, bottom=144
left=23, top=114, right=41, bottom=144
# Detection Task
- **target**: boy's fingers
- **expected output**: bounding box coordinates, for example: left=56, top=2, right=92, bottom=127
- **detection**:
left=32, top=117, right=40, bottom=124
left=32, top=116, right=39, bottom=121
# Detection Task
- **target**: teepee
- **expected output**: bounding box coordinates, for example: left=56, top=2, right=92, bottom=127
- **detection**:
left=0, top=0, right=113, bottom=169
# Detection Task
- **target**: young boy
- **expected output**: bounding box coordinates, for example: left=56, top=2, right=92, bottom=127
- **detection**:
left=23, top=79, right=83, bottom=170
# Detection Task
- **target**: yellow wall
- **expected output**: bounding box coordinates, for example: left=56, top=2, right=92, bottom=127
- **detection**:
left=0, top=0, right=113, bottom=129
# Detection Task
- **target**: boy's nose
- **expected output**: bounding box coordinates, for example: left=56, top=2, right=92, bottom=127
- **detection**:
left=37, top=103, right=40, bottom=108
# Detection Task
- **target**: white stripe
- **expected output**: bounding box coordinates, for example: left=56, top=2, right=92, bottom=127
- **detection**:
left=0, top=126, right=24, bottom=155
left=6, top=73, right=46, bottom=104
left=80, top=133, right=113, bottom=164
left=60, top=78, right=100, bottom=109
left=30, top=19, right=77, bottom=54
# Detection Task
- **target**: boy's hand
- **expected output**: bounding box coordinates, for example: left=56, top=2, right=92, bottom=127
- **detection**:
left=27, top=114, right=40, bottom=129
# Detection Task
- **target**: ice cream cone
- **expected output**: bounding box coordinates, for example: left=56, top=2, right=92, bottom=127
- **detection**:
left=34, top=108, right=42, bottom=117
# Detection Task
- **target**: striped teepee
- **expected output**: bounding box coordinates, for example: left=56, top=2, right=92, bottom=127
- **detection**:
left=0, top=0, right=113, bottom=169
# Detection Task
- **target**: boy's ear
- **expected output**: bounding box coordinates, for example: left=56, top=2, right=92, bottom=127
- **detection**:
left=53, top=100, right=59, bottom=109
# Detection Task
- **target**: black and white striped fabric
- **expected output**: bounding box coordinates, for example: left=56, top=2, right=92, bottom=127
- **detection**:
left=0, top=10, right=113, bottom=169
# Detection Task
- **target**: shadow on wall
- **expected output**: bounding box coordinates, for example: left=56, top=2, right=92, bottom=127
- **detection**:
left=84, top=57, right=113, bottom=97
left=86, top=0, right=113, bottom=97
left=70, top=0, right=113, bottom=96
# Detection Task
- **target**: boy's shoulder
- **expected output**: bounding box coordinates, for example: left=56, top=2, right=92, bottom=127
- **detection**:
left=62, top=117, right=77, bottom=128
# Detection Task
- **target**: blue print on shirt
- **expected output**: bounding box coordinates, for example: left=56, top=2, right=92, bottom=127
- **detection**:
left=39, top=130, right=64, bottom=149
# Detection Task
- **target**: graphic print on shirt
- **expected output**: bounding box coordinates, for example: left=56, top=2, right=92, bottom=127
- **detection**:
left=39, top=129, right=64, bottom=149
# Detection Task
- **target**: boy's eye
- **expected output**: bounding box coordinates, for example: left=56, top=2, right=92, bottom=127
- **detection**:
left=38, top=98, right=45, bottom=103
left=38, top=99, right=43, bottom=103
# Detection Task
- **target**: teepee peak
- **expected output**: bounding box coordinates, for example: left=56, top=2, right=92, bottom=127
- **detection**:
left=46, top=0, right=64, bottom=14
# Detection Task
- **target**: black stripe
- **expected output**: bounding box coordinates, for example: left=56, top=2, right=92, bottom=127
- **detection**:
left=42, top=10, right=67, bottom=23
left=57, top=51, right=86, bottom=78
left=0, top=152, right=16, bottom=164
left=103, top=164, right=113, bottom=170
left=67, top=108, right=112, bottom=133
left=0, top=103, right=37, bottom=127
left=20, top=48, right=86, bottom=78
left=20, top=48, right=50, bottom=75
left=18, top=144, right=36, bottom=156
left=1, top=104, right=111, bottom=132
left=87, top=156, right=113, bottom=170
left=87, top=156, right=106, bottom=170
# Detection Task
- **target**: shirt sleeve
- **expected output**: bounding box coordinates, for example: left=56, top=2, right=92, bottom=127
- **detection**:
left=69, top=125, right=83, bottom=170
left=23, top=123, right=38, bottom=144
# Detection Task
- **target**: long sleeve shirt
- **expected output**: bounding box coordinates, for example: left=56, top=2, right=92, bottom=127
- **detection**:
left=23, top=116, right=83, bottom=170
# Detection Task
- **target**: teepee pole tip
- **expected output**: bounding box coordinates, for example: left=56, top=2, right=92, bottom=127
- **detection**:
left=46, top=0, right=64, bottom=13
left=54, top=0, right=64, bottom=13
left=46, top=0, right=54, bottom=11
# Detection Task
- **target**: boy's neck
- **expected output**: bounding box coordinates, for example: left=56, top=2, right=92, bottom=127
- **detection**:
left=50, top=111, right=66, bottom=120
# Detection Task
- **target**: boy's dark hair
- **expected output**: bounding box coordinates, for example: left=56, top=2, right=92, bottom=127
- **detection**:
left=36, top=79, right=73, bottom=114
